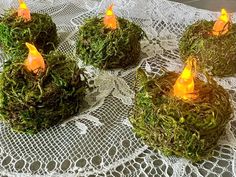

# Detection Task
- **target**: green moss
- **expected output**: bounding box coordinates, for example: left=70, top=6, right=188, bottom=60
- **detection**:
left=0, top=51, right=88, bottom=134
left=76, top=16, right=146, bottom=69
left=0, top=9, right=58, bottom=59
left=179, top=20, right=236, bottom=77
left=130, top=69, right=232, bottom=162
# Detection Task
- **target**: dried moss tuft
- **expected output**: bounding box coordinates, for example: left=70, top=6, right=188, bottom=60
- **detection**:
left=76, top=16, right=146, bottom=69
left=179, top=20, right=236, bottom=77
left=0, top=51, right=88, bottom=134
left=130, top=68, right=232, bottom=162
left=0, top=9, right=59, bottom=59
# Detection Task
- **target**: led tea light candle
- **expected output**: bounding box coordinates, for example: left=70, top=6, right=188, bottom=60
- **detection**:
left=179, top=8, right=236, bottom=76
left=173, top=58, right=197, bottom=100
left=0, top=1, right=58, bottom=58
left=17, top=0, right=31, bottom=22
left=212, top=9, right=230, bottom=36
left=131, top=58, right=232, bottom=161
left=0, top=50, right=88, bottom=134
left=76, top=4, right=145, bottom=69
left=24, top=42, right=46, bottom=74
left=103, top=4, right=119, bottom=30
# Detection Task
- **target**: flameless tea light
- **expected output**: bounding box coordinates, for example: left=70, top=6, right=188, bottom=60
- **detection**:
left=18, top=0, right=31, bottom=22
left=76, top=4, right=145, bottom=69
left=130, top=57, right=232, bottom=161
left=212, top=8, right=230, bottom=36
left=0, top=48, right=88, bottom=134
left=104, top=4, right=119, bottom=30
left=179, top=8, right=236, bottom=77
left=173, top=58, right=197, bottom=100
left=24, top=42, right=46, bottom=74
left=0, top=1, right=58, bottom=58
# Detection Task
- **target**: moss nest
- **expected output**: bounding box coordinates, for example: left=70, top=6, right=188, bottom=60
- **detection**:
left=0, top=9, right=59, bottom=58
left=130, top=68, right=232, bottom=162
left=179, top=20, right=236, bottom=77
left=76, top=16, right=146, bottom=69
left=0, top=51, right=88, bottom=134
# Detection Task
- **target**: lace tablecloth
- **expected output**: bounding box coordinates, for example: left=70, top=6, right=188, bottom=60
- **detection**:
left=0, top=0, right=236, bottom=176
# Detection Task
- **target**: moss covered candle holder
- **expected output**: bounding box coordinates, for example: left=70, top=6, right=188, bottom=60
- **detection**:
left=76, top=4, right=145, bottom=69
left=130, top=65, right=232, bottom=161
left=0, top=9, right=58, bottom=58
left=0, top=47, right=88, bottom=134
left=179, top=9, right=236, bottom=77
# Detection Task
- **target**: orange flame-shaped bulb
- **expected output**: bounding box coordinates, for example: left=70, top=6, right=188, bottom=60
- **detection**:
left=212, top=8, right=230, bottom=36
left=18, top=0, right=31, bottom=22
left=173, top=58, right=197, bottom=100
left=104, top=4, right=119, bottom=30
left=25, top=43, right=46, bottom=74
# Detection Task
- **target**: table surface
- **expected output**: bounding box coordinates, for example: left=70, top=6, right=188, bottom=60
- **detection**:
left=170, top=0, right=236, bottom=12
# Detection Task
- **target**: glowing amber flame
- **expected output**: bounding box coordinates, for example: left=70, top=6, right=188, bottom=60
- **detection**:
left=103, top=4, right=119, bottom=30
left=18, top=0, right=31, bottom=22
left=212, top=8, right=230, bottom=36
left=24, top=43, right=46, bottom=74
left=173, top=58, right=197, bottom=100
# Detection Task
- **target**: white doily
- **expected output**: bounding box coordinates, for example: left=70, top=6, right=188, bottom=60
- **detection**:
left=0, top=0, right=236, bottom=177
